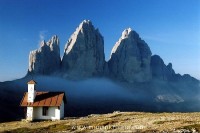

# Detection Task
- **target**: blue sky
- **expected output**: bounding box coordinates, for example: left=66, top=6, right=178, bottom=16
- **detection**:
left=0, top=0, right=199, bottom=81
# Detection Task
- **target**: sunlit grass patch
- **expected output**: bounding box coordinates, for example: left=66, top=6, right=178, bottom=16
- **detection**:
left=153, top=120, right=179, bottom=124
left=91, top=120, right=117, bottom=126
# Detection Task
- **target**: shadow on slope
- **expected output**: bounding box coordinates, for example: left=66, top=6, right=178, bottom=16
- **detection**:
left=0, top=75, right=200, bottom=122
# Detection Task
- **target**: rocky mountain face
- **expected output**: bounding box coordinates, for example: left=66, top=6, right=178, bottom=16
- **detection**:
left=150, top=55, right=199, bottom=83
left=27, top=20, right=198, bottom=83
left=28, top=35, right=61, bottom=75
left=151, top=55, right=176, bottom=81
left=61, top=20, right=107, bottom=78
left=108, top=28, right=152, bottom=82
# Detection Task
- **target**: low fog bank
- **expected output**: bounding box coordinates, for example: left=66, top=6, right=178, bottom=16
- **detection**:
left=0, top=75, right=200, bottom=122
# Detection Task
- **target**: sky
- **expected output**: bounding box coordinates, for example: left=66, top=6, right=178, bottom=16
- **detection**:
left=0, top=0, right=199, bottom=81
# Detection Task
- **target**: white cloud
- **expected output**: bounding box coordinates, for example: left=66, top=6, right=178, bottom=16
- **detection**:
left=38, top=30, right=48, bottom=46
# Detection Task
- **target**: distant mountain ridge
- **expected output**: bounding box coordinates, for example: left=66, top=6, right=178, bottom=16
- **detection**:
left=28, top=20, right=198, bottom=83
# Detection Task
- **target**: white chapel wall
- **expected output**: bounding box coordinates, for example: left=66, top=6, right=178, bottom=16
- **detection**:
left=27, top=107, right=33, bottom=121
left=60, top=101, right=65, bottom=119
left=33, top=106, right=61, bottom=120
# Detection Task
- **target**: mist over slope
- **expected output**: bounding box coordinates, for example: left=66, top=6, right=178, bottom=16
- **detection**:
left=0, top=75, right=199, bottom=122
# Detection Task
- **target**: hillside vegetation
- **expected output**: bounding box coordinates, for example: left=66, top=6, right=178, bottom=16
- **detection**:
left=1, top=112, right=200, bottom=133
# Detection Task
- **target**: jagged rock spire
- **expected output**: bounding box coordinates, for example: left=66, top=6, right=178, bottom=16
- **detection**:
left=61, top=20, right=107, bottom=78
left=28, top=35, right=61, bottom=75
left=108, top=28, right=152, bottom=82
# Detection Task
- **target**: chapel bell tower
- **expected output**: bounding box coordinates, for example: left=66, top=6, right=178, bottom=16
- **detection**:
left=27, top=80, right=37, bottom=103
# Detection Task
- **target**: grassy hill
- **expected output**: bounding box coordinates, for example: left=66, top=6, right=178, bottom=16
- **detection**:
left=1, top=112, right=200, bottom=133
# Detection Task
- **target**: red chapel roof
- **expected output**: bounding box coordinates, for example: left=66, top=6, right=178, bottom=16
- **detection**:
left=27, top=80, right=37, bottom=84
left=20, top=92, right=66, bottom=107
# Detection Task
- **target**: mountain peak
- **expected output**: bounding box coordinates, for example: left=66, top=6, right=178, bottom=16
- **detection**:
left=108, top=28, right=152, bottom=82
left=47, top=35, right=59, bottom=51
left=48, top=35, right=59, bottom=44
left=151, top=55, right=176, bottom=81
left=40, top=40, right=46, bottom=47
left=82, top=19, right=91, bottom=24
left=122, top=28, right=132, bottom=37
left=28, top=35, right=61, bottom=75
left=121, top=28, right=139, bottom=39
left=62, top=20, right=106, bottom=78
left=51, top=35, right=59, bottom=43
left=167, top=63, right=172, bottom=69
left=78, top=20, right=93, bottom=30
